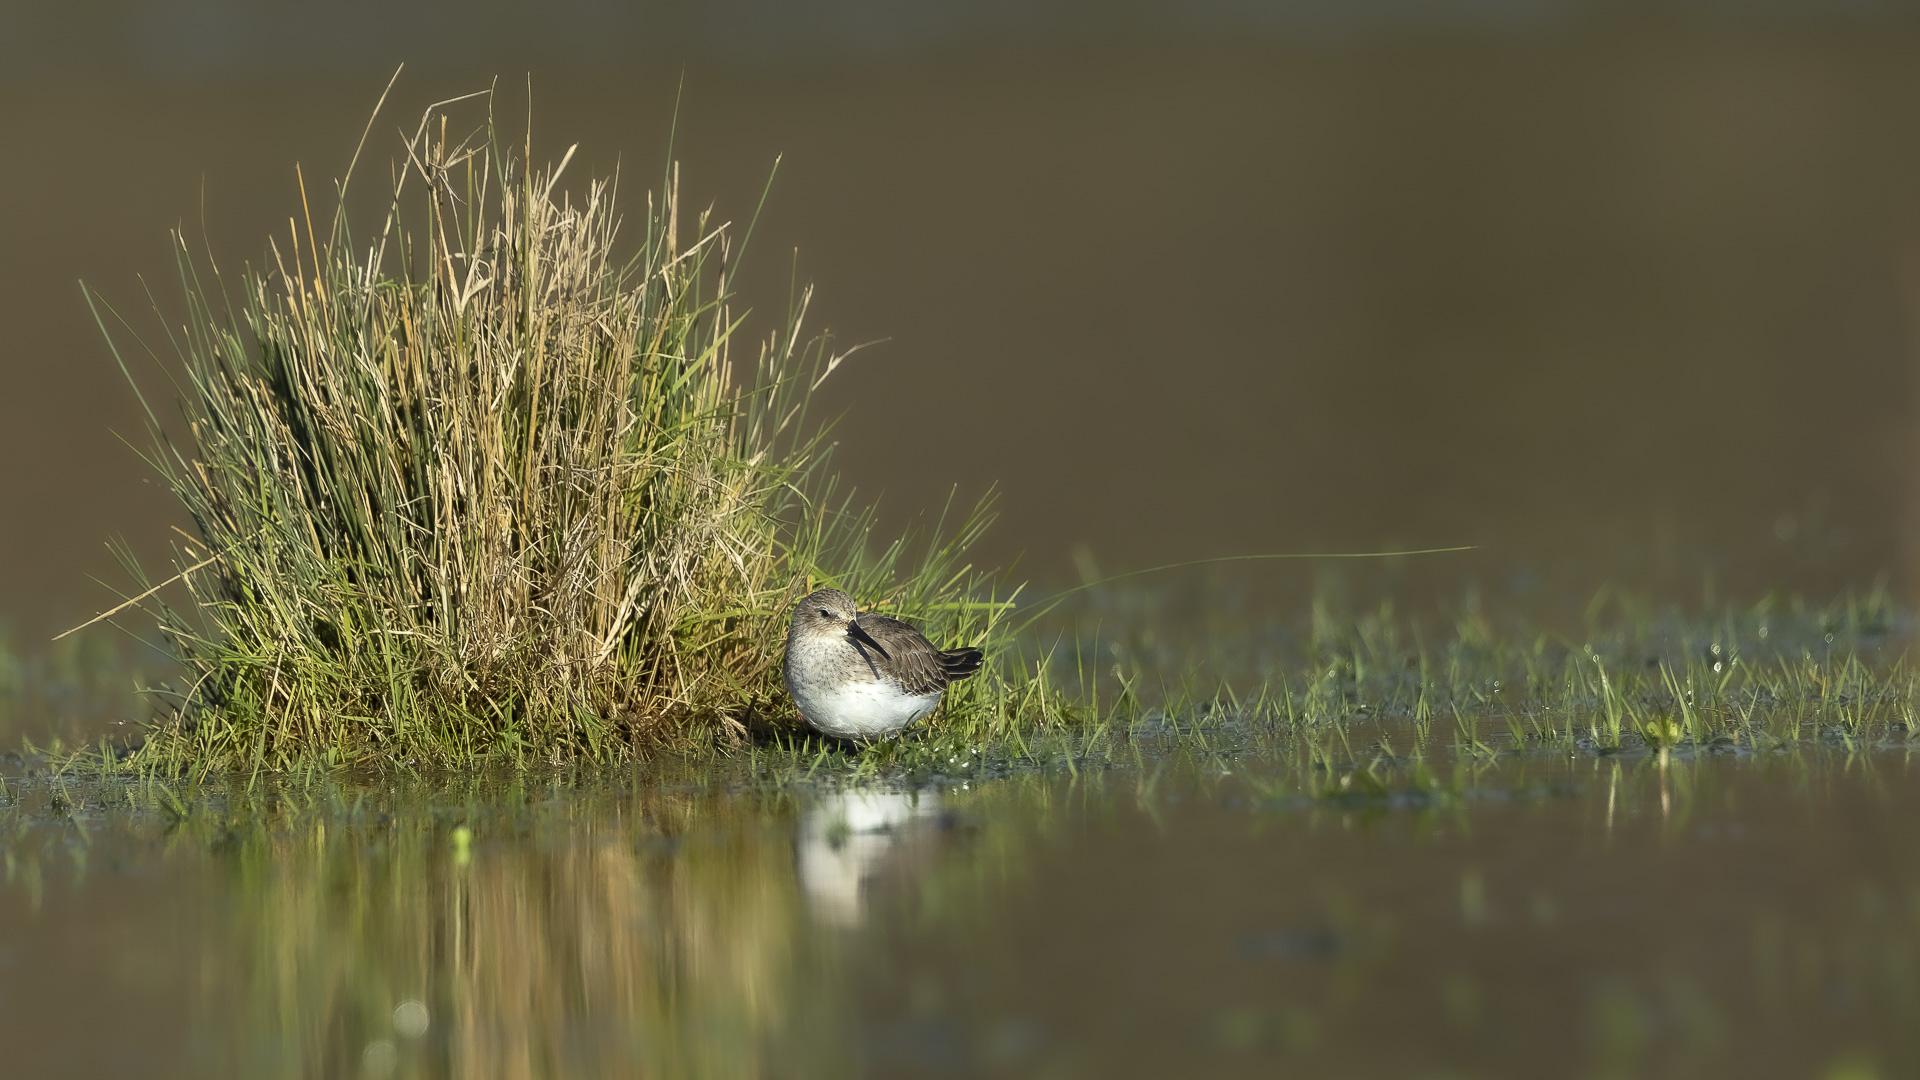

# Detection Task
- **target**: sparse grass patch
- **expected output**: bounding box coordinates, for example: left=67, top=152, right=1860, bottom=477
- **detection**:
left=1025, top=578, right=1916, bottom=767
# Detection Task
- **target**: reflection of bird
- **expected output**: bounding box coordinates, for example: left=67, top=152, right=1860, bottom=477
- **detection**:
left=795, top=789, right=941, bottom=927
left=784, top=588, right=984, bottom=739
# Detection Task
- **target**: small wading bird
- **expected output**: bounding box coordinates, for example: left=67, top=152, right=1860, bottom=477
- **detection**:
left=784, top=588, right=985, bottom=739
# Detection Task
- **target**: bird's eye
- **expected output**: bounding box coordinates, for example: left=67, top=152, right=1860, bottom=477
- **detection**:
left=818, top=609, right=832, bottom=618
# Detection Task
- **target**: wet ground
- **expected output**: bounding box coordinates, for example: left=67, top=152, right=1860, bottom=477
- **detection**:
left=3, top=740, right=1915, bottom=1078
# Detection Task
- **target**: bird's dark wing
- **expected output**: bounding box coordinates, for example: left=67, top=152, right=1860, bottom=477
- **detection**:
left=940, top=646, right=985, bottom=680
left=854, top=612, right=980, bottom=696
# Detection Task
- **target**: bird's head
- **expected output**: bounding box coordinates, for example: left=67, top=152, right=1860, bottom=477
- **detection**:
left=790, top=588, right=890, bottom=659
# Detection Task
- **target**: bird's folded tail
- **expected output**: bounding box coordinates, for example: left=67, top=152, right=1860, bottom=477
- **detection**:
left=941, top=647, right=985, bottom=680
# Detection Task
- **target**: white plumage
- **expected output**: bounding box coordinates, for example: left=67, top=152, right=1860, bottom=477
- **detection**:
left=787, top=662, right=944, bottom=739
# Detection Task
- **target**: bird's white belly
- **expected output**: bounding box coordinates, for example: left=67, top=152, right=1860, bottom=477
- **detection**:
left=794, top=678, right=942, bottom=739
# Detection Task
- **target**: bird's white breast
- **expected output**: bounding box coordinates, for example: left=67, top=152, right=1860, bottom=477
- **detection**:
left=786, top=634, right=943, bottom=738
left=793, top=677, right=943, bottom=739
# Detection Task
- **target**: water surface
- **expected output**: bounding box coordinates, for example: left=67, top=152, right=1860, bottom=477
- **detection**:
left=5, top=745, right=1915, bottom=1077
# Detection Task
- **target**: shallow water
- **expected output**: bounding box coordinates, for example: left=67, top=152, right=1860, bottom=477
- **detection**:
left=5, top=745, right=1917, bottom=1078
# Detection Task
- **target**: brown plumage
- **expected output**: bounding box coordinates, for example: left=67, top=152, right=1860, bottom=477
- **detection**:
left=847, top=611, right=986, bottom=696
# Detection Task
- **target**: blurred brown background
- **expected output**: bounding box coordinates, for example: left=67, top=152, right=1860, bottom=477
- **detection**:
left=6, top=1, right=1920, bottom=649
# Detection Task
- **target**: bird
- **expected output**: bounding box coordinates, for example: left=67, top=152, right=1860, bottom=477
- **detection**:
left=783, top=587, right=985, bottom=739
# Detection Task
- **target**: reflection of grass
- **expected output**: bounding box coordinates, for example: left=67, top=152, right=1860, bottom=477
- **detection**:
left=84, top=83, right=1013, bottom=770
left=144, top=774, right=851, bottom=1078
left=9, top=725, right=1920, bottom=1074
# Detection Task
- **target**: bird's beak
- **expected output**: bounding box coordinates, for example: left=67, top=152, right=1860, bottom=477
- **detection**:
left=847, top=620, right=891, bottom=661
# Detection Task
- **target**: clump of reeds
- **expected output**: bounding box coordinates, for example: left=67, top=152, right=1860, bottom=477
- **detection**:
left=86, top=87, right=1010, bottom=770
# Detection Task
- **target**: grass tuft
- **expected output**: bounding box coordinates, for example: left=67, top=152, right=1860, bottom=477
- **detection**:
left=83, top=85, right=1011, bottom=771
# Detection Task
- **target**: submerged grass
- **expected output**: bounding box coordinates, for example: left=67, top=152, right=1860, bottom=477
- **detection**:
left=82, top=84, right=1014, bottom=772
